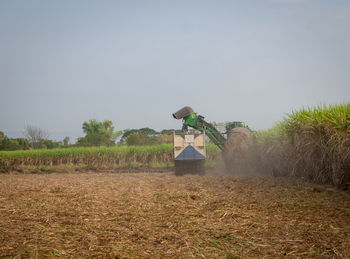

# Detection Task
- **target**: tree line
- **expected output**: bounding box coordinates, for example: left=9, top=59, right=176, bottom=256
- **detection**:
left=0, top=119, right=173, bottom=151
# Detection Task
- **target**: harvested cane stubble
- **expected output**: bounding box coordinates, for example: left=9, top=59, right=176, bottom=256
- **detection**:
left=0, top=171, right=349, bottom=258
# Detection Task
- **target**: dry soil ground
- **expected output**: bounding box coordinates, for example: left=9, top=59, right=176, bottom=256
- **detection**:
left=0, top=171, right=349, bottom=258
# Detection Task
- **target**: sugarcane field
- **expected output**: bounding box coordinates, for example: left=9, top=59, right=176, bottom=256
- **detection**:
left=1, top=1, right=350, bottom=258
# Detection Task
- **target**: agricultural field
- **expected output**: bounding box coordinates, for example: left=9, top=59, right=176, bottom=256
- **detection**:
left=1, top=171, right=349, bottom=258
left=0, top=103, right=349, bottom=258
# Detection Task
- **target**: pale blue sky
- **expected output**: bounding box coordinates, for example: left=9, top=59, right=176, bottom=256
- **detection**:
left=1, top=0, right=349, bottom=141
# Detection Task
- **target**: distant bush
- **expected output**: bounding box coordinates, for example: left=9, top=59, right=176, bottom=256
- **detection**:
left=120, top=128, right=174, bottom=146
left=0, top=133, right=31, bottom=151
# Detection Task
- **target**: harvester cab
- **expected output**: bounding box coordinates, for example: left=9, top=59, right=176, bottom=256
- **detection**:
left=225, top=121, right=250, bottom=136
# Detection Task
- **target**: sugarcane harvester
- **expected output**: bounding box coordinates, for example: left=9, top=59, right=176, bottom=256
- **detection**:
left=172, top=106, right=250, bottom=176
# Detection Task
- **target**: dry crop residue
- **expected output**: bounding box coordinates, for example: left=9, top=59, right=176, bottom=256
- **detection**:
left=0, top=172, right=349, bottom=258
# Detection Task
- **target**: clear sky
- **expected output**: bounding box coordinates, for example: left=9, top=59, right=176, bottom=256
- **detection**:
left=1, top=0, right=349, bottom=141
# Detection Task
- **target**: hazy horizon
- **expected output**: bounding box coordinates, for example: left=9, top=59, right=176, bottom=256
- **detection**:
left=1, top=0, right=349, bottom=142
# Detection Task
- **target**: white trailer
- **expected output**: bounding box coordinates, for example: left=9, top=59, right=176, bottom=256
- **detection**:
left=173, top=129, right=206, bottom=176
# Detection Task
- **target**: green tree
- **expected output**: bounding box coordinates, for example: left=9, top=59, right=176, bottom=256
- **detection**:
left=63, top=136, right=70, bottom=146
left=39, top=139, right=63, bottom=149
left=138, top=128, right=158, bottom=135
left=0, top=131, right=5, bottom=140
left=0, top=138, right=31, bottom=151
left=77, top=119, right=116, bottom=146
left=120, top=128, right=158, bottom=145
left=0, top=131, right=5, bottom=148
left=126, top=132, right=151, bottom=146
left=0, top=131, right=5, bottom=150
left=0, top=131, right=32, bottom=150
left=160, top=129, right=174, bottom=135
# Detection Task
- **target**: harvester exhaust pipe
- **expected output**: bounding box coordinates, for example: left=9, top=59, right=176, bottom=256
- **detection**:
left=172, top=106, right=194, bottom=120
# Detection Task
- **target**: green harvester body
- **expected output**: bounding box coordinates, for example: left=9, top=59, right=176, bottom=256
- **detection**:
left=171, top=106, right=251, bottom=176
left=173, top=106, right=249, bottom=152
